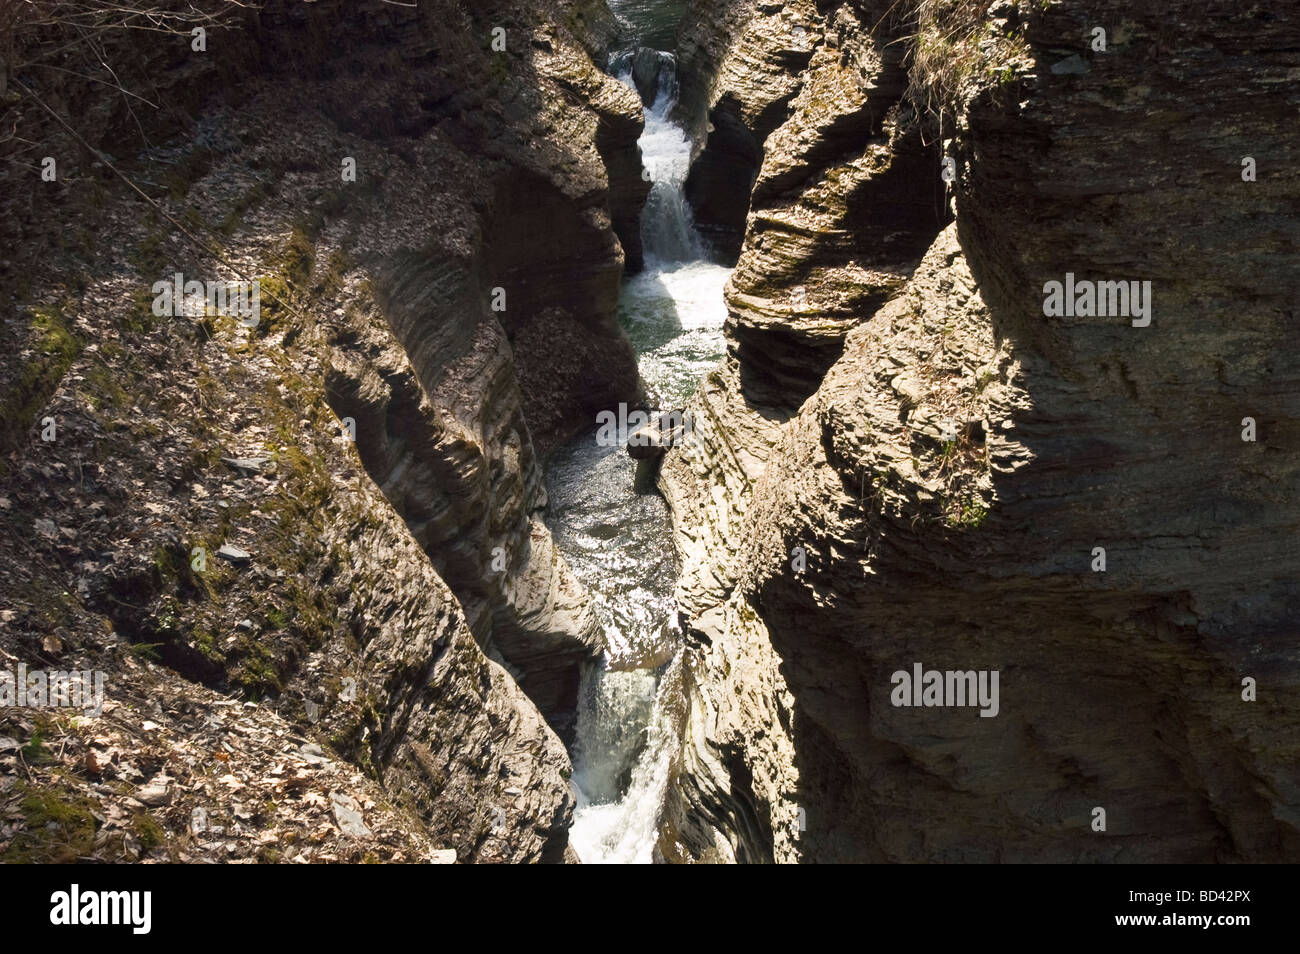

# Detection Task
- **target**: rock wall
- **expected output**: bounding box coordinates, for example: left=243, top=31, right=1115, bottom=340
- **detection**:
left=0, top=0, right=646, bottom=862
left=660, top=0, right=1300, bottom=863
left=227, top=0, right=648, bottom=738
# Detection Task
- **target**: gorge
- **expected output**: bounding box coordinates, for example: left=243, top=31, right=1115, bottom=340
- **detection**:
left=0, top=0, right=1296, bottom=866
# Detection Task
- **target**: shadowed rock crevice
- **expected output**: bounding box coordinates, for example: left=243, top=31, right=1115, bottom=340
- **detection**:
left=483, top=168, right=644, bottom=456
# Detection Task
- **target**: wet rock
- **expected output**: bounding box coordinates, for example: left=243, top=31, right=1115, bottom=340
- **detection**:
left=631, top=47, right=666, bottom=106
left=627, top=435, right=667, bottom=461
left=626, top=409, right=691, bottom=460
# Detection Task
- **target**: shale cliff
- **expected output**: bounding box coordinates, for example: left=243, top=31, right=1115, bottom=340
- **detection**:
left=0, top=0, right=645, bottom=862
left=659, top=0, right=1300, bottom=862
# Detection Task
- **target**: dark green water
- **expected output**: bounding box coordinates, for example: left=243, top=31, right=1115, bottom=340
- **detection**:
left=607, top=0, right=691, bottom=50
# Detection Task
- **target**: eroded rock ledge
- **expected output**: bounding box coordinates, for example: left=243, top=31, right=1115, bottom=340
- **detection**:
left=659, top=0, right=1299, bottom=863
left=0, top=0, right=648, bottom=862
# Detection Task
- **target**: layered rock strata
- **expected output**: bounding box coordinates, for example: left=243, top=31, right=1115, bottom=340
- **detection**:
left=0, top=0, right=647, bottom=861
left=660, top=0, right=1300, bottom=863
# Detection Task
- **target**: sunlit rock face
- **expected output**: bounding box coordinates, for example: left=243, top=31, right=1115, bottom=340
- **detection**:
left=659, top=0, right=1300, bottom=863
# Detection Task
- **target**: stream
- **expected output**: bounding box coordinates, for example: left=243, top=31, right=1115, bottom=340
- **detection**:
left=543, top=2, right=731, bottom=864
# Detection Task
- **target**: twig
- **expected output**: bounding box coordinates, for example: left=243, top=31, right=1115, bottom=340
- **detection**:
left=11, top=75, right=304, bottom=324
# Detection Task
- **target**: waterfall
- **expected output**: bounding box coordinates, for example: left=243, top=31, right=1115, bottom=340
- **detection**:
left=568, top=662, right=683, bottom=864
left=611, top=50, right=703, bottom=264
left=550, top=25, right=733, bottom=865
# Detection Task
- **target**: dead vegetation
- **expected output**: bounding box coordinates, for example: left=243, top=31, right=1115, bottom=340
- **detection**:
left=873, top=0, right=1035, bottom=128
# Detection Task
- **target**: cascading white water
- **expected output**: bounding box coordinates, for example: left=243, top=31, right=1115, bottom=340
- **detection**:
left=632, top=54, right=702, bottom=264
left=553, top=42, right=732, bottom=864
left=569, top=659, right=684, bottom=864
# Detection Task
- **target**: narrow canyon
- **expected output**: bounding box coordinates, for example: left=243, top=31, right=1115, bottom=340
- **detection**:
left=0, top=0, right=1295, bottom=865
